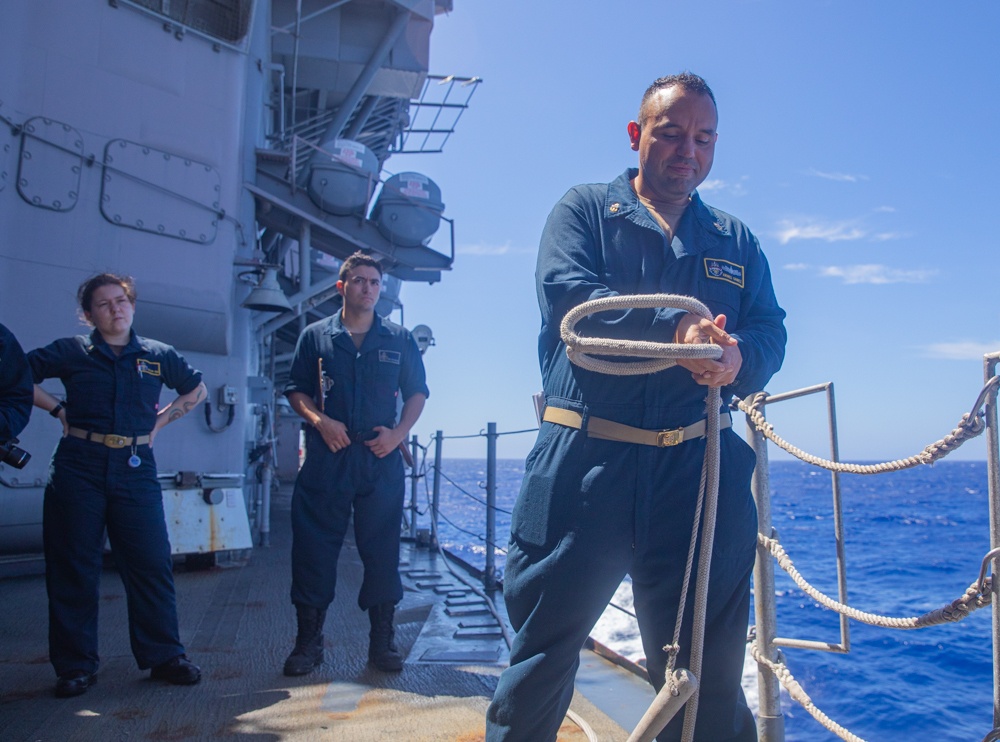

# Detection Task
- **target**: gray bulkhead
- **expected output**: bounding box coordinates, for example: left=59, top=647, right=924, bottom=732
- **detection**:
left=0, top=0, right=467, bottom=557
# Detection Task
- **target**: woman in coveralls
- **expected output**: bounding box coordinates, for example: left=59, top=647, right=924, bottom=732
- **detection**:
left=28, top=273, right=208, bottom=698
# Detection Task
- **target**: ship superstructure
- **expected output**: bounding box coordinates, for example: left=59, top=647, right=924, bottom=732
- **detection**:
left=0, top=0, right=477, bottom=556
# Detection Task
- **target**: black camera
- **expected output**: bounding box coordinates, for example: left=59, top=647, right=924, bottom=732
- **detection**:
left=0, top=438, right=30, bottom=469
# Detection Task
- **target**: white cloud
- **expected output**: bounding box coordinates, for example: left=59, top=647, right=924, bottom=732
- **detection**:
left=871, top=232, right=905, bottom=242
left=818, top=264, right=936, bottom=284
left=775, top=218, right=866, bottom=245
left=698, top=176, right=748, bottom=196
left=922, top=341, right=1000, bottom=360
left=457, top=241, right=513, bottom=256
left=807, top=168, right=869, bottom=183
left=874, top=205, right=896, bottom=213
left=783, top=263, right=810, bottom=271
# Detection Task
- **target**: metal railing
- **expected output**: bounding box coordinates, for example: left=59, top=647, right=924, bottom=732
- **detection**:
left=747, top=353, right=1000, bottom=741
left=404, top=424, right=535, bottom=594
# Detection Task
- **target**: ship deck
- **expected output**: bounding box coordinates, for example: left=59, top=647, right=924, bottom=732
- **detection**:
left=0, top=485, right=652, bottom=741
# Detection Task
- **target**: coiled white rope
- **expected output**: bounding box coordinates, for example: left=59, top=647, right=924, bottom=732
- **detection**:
left=560, top=293, right=722, bottom=375
left=559, top=293, right=722, bottom=742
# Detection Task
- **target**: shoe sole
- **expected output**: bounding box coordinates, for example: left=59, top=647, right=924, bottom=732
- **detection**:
left=370, top=665, right=403, bottom=672
left=54, top=675, right=96, bottom=698
left=152, top=675, right=202, bottom=685
left=283, top=659, right=323, bottom=676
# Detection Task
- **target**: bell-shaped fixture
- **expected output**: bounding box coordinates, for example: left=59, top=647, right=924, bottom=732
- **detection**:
left=241, top=267, right=292, bottom=312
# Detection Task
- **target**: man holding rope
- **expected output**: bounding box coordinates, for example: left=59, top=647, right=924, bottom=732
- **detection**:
left=486, top=73, right=786, bottom=741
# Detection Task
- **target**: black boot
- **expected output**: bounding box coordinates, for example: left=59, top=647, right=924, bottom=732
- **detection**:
left=283, top=604, right=326, bottom=676
left=368, top=603, right=404, bottom=672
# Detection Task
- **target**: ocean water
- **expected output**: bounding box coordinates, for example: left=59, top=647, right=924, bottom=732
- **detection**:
left=424, top=457, right=995, bottom=742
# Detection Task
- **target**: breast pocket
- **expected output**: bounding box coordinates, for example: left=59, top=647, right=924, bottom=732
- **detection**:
left=373, top=349, right=402, bottom=398
left=698, top=262, right=744, bottom=322
left=138, top=370, right=164, bottom=411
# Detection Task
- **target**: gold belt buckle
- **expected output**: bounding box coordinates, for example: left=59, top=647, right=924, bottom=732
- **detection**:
left=104, top=435, right=128, bottom=449
left=656, top=428, right=684, bottom=447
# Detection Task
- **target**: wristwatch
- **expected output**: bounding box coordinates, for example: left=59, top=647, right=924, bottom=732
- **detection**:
left=50, top=402, right=65, bottom=418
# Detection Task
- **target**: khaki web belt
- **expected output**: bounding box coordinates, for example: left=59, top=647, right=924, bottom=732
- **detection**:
left=542, top=406, right=732, bottom=447
left=68, top=427, right=151, bottom=448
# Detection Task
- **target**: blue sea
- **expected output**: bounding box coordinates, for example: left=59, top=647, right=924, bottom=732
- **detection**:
left=424, top=457, right=995, bottom=742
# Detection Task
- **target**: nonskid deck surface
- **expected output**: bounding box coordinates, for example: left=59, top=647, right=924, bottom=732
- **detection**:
left=0, top=487, right=635, bottom=741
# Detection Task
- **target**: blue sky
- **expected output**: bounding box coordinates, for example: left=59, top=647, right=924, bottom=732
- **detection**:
left=390, top=0, right=1000, bottom=460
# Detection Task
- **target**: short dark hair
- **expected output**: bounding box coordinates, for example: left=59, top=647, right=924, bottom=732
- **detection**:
left=638, top=72, right=716, bottom=124
left=338, top=251, right=383, bottom=281
left=77, top=272, right=137, bottom=313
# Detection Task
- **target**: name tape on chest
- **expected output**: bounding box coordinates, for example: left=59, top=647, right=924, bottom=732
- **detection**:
left=704, top=258, right=745, bottom=289
left=378, top=350, right=401, bottom=365
left=137, top=359, right=161, bottom=377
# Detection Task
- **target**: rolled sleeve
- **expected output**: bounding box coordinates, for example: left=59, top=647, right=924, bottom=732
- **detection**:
left=160, top=347, right=203, bottom=395
left=283, top=327, right=319, bottom=399
left=398, top=333, right=429, bottom=402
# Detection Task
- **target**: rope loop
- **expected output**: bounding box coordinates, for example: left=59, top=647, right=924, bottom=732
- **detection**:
left=560, top=293, right=722, bottom=375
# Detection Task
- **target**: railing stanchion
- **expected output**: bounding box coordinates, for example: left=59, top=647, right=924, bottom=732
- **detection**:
left=432, top=430, right=443, bottom=547
left=409, top=434, right=419, bottom=539
left=485, top=422, right=498, bottom=593
left=983, top=354, right=1000, bottom=730
left=748, top=404, right=785, bottom=742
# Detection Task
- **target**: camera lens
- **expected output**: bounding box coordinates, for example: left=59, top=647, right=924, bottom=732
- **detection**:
left=0, top=439, right=31, bottom=469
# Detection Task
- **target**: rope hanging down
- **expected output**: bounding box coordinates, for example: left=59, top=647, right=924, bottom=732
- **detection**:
left=559, top=293, right=721, bottom=742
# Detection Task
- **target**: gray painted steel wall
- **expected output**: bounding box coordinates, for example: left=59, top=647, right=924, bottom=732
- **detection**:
left=0, top=0, right=452, bottom=555
left=0, top=0, right=267, bottom=553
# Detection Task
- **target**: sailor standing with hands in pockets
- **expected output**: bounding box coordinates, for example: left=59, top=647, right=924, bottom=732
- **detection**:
left=29, top=272, right=207, bottom=698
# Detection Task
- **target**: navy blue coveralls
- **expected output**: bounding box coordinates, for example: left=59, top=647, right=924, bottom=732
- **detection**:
left=0, top=322, right=33, bottom=442
left=284, top=312, right=428, bottom=611
left=28, top=330, right=203, bottom=676
left=486, top=169, right=786, bottom=742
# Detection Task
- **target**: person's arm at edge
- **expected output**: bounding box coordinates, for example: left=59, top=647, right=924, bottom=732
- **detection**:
left=150, top=381, right=207, bottom=446
left=0, top=328, right=34, bottom=440
left=32, top=384, right=68, bottom=436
